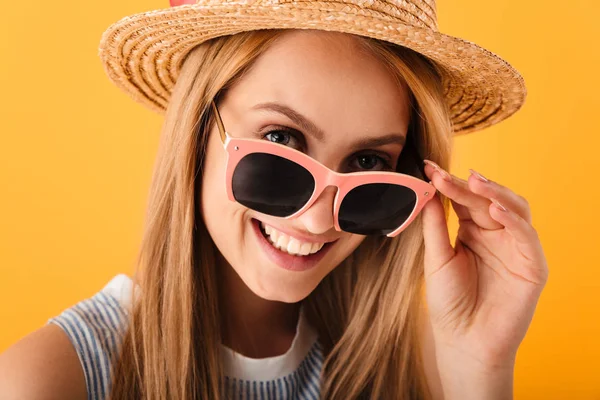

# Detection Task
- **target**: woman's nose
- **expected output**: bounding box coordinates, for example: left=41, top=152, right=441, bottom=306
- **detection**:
left=296, top=186, right=338, bottom=235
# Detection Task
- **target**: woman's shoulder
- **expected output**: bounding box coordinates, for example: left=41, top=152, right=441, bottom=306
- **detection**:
left=45, top=274, right=135, bottom=400
left=0, top=274, right=135, bottom=400
left=0, top=322, right=88, bottom=400
left=47, top=273, right=134, bottom=341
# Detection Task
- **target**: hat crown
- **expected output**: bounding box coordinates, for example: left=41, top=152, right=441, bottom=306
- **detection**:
left=107, top=0, right=526, bottom=135
left=176, top=0, right=438, bottom=31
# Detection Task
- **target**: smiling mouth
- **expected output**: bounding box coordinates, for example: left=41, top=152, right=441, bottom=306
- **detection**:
left=256, top=219, right=330, bottom=257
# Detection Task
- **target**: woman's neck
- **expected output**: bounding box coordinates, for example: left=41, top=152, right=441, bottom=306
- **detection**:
left=217, top=258, right=301, bottom=358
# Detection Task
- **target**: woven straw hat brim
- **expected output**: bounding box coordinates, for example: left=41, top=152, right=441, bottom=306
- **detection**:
left=99, top=3, right=527, bottom=135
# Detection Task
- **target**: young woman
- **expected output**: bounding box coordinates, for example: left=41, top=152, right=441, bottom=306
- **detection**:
left=0, top=0, right=549, bottom=399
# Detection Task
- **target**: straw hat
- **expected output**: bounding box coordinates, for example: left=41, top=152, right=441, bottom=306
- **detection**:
left=98, top=0, right=527, bottom=135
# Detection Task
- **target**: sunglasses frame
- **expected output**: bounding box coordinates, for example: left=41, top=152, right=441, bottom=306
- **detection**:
left=210, top=101, right=437, bottom=237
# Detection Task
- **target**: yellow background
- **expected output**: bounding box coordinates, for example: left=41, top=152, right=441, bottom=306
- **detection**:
left=1, top=0, right=598, bottom=398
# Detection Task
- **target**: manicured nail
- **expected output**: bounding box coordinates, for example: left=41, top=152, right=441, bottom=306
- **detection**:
left=491, top=198, right=507, bottom=212
left=424, top=159, right=452, bottom=182
left=469, top=168, right=489, bottom=183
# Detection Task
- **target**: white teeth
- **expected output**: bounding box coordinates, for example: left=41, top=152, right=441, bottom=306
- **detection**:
left=287, top=239, right=301, bottom=254
left=299, top=242, right=313, bottom=256
left=270, top=228, right=279, bottom=243
left=259, top=221, right=326, bottom=257
left=311, top=242, right=324, bottom=253
left=275, top=234, right=288, bottom=250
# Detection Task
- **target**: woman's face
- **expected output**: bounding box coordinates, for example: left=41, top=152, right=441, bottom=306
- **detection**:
left=201, top=30, right=411, bottom=303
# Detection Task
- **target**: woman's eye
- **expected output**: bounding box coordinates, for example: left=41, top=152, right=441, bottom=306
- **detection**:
left=351, top=154, right=393, bottom=171
left=263, top=129, right=303, bottom=150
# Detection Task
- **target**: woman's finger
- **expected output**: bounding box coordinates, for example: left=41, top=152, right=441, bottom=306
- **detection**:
left=420, top=191, right=455, bottom=277
left=488, top=200, right=549, bottom=285
left=488, top=200, right=537, bottom=247
left=423, top=161, right=533, bottom=227
left=467, top=169, right=533, bottom=224
left=424, top=161, right=503, bottom=230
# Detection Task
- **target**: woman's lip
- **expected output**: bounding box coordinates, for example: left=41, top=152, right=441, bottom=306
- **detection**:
left=251, top=218, right=333, bottom=272
left=256, top=219, right=338, bottom=245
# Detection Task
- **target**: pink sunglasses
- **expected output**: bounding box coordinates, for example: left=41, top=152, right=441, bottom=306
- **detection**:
left=210, top=101, right=436, bottom=237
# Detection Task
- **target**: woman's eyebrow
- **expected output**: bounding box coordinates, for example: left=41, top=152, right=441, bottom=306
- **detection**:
left=251, top=101, right=406, bottom=149
left=349, top=134, right=406, bottom=152
left=252, top=101, right=326, bottom=141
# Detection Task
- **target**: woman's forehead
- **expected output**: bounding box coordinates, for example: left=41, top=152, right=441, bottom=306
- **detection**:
left=226, top=30, right=411, bottom=137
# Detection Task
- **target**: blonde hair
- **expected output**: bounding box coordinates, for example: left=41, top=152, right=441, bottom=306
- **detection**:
left=108, top=29, right=453, bottom=400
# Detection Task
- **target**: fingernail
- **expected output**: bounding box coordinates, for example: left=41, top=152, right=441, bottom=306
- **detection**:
left=424, top=159, right=452, bottom=182
left=469, top=168, right=489, bottom=183
left=491, top=198, right=507, bottom=212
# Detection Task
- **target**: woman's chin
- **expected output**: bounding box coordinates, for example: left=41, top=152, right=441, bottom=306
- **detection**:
left=247, top=279, right=315, bottom=303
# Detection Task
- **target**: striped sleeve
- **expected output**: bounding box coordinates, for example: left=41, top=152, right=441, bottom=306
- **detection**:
left=47, top=275, right=132, bottom=400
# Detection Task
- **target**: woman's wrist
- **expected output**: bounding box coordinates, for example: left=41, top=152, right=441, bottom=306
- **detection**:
left=435, top=350, right=515, bottom=400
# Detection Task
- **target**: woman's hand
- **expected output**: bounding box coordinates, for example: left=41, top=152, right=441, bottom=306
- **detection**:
left=419, top=160, right=549, bottom=396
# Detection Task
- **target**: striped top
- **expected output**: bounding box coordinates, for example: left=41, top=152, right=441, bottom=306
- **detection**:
left=47, top=274, right=324, bottom=400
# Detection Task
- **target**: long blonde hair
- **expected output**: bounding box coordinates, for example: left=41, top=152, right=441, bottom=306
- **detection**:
left=108, top=29, right=453, bottom=400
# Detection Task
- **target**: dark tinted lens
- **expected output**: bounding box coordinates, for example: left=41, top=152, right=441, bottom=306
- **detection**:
left=232, top=153, right=315, bottom=217
left=339, top=183, right=417, bottom=235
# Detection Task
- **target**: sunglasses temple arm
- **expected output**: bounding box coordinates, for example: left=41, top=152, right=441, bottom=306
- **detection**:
left=211, top=100, right=228, bottom=144
left=405, top=133, right=428, bottom=181
left=415, top=151, right=427, bottom=181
